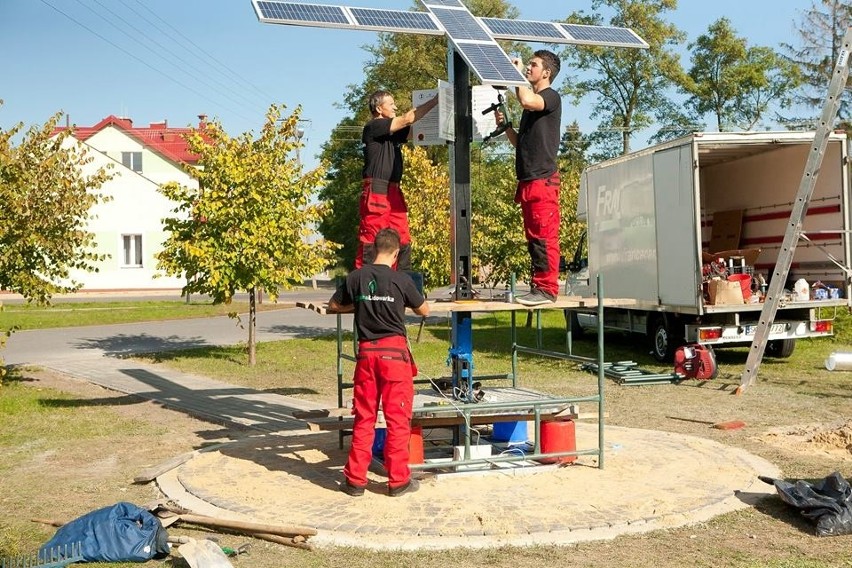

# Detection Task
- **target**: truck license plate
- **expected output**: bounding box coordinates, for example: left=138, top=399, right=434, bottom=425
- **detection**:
left=743, top=323, right=785, bottom=336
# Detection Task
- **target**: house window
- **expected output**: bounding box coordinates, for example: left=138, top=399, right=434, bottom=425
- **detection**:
left=121, top=151, right=143, bottom=172
left=122, top=234, right=143, bottom=267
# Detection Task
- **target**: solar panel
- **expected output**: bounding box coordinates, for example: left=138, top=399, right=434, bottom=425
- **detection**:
left=561, top=23, right=648, bottom=48
left=455, top=42, right=526, bottom=84
left=429, top=7, right=492, bottom=42
left=419, top=0, right=464, bottom=7
left=418, top=2, right=527, bottom=86
left=350, top=8, right=441, bottom=33
left=480, top=18, right=567, bottom=41
left=255, top=1, right=349, bottom=25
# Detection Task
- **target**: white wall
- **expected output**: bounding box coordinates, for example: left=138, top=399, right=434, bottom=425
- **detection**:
left=66, top=134, right=193, bottom=290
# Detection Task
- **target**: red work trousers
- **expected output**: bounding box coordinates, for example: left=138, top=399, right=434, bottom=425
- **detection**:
left=343, top=335, right=416, bottom=490
left=516, top=172, right=561, bottom=298
left=355, top=178, right=411, bottom=270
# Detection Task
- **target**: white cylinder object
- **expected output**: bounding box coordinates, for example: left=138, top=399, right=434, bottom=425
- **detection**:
left=824, top=352, right=852, bottom=371
left=794, top=278, right=810, bottom=301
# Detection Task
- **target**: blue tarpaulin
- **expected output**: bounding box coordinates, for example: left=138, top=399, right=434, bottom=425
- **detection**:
left=40, top=502, right=170, bottom=562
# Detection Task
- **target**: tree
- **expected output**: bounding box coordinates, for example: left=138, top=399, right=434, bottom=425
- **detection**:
left=682, top=18, right=799, bottom=131
left=733, top=46, right=800, bottom=130
left=402, top=145, right=452, bottom=289
left=682, top=18, right=749, bottom=131
left=560, top=0, right=686, bottom=157
left=156, top=105, right=338, bottom=365
left=781, top=0, right=852, bottom=125
left=0, top=106, right=113, bottom=304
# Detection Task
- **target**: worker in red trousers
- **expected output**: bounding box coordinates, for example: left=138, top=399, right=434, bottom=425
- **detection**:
left=496, top=49, right=563, bottom=306
left=356, top=90, right=438, bottom=270
left=329, top=228, right=430, bottom=497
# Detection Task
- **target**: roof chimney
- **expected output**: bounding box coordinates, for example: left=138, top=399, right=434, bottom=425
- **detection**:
left=198, top=114, right=208, bottom=128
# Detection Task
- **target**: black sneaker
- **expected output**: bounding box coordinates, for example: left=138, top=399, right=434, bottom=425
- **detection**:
left=516, top=288, right=557, bottom=306
left=388, top=478, right=420, bottom=497
left=339, top=480, right=366, bottom=496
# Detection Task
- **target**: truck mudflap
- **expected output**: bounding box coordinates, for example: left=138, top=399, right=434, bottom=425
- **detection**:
left=685, top=318, right=835, bottom=346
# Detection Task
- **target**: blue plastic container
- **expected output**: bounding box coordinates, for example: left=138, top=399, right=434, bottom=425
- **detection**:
left=492, top=421, right=527, bottom=442
left=372, top=427, right=387, bottom=456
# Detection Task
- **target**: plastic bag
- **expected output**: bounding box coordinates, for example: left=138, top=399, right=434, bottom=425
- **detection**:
left=179, top=539, right=235, bottom=568
left=760, top=472, right=852, bottom=536
left=40, top=501, right=170, bottom=562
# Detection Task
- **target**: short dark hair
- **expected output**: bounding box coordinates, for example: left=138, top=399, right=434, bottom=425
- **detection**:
left=535, top=49, right=561, bottom=81
left=374, top=228, right=401, bottom=254
left=368, top=90, right=392, bottom=115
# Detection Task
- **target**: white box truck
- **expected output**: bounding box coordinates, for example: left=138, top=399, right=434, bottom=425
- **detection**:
left=567, top=131, right=852, bottom=361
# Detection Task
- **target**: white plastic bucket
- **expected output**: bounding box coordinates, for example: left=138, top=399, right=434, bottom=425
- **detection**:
left=824, top=352, right=852, bottom=371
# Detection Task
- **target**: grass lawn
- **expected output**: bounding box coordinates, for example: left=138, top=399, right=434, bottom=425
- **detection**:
left=1, top=304, right=850, bottom=567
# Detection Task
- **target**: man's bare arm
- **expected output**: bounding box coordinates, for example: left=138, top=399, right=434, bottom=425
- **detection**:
left=391, top=94, right=439, bottom=134
left=412, top=300, right=430, bottom=317
left=327, top=298, right=354, bottom=314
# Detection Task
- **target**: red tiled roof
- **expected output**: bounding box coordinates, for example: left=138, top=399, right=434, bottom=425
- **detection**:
left=54, top=114, right=203, bottom=165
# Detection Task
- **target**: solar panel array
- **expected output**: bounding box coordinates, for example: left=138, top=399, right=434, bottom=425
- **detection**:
left=481, top=17, right=648, bottom=48
left=256, top=1, right=348, bottom=25
left=251, top=1, right=648, bottom=82
left=350, top=8, right=440, bottom=32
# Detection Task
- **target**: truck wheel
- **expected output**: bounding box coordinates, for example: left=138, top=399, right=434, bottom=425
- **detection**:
left=766, top=338, right=796, bottom=358
left=648, top=314, right=678, bottom=362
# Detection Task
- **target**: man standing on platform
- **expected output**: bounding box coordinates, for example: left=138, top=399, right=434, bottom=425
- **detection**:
left=357, top=90, right=438, bottom=269
left=328, top=228, right=430, bottom=497
left=495, top=50, right=563, bottom=306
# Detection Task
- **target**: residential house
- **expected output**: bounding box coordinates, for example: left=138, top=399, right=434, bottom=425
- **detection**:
left=56, top=115, right=207, bottom=291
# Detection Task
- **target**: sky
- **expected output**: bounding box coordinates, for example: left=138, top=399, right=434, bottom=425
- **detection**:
left=0, top=0, right=807, bottom=171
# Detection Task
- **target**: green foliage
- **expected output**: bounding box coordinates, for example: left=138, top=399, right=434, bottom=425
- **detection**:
left=0, top=106, right=113, bottom=304
left=559, top=0, right=686, bottom=157
left=781, top=0, right=852, bottom=124
left=471, top=149, right=527, bottom=287
left=317, top=118, right=363, bottom=268
left=682, top=18, right=800, bottom=131
left=402, top=146, right=451, bottom=288
left=156, top=105, right=338, bottom=305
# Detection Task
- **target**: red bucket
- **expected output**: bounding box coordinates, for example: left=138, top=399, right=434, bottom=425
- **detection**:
left=727, top=273, right=752, bottom=300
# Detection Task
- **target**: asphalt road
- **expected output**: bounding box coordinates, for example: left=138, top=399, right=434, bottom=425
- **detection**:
left=3, top=301, right=351, bottom=366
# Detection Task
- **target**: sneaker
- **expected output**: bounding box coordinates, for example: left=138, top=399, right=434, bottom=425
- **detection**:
left=516, top=288, right=557, bottom=306
left=388, top=478, right=420, bottom=497
left=339, top=480, right=366, bottom=496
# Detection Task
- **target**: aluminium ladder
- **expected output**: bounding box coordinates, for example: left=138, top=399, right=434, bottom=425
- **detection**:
left=739, top=27, right=852, bottom=392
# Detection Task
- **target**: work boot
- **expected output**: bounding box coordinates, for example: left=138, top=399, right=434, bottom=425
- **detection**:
left=339, top=480, right=366, bottom=496
left=388, top=478, right=420, bottom=497
left=516, top=287, right=557, bottom=306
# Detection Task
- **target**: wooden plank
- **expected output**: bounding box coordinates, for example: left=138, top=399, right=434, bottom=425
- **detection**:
left=134, top=450, right=199, bottom=483
left=297, top=297, right=635, bottom=316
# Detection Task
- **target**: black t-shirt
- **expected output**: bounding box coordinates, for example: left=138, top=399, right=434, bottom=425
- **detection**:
left=515, top=87, right=562, bottom=181
left=332, top=264, right=425, bottom=341
left=362, top=117, right=410, bottom=182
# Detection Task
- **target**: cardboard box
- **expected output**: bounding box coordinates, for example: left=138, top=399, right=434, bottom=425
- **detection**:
left=708, top=279, right=745, bottom=305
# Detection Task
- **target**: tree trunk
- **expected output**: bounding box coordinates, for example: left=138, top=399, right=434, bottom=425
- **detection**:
left=248, top=286, right=257, bottom=366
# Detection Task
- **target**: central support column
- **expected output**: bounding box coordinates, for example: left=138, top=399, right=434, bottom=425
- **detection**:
left=448, top=48, right=474, bottom=400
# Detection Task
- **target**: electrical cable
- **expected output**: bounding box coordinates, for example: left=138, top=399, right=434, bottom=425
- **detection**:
left=129, top=0, right=276, bottom=104
left=38, top=0, right=255, bottom=124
